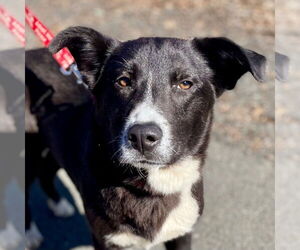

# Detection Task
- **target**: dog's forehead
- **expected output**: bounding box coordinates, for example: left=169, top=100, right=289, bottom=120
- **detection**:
left=104, top=37, right=212, bottom=83
left=122, top=37, right=188, bottom=52
left=112, top=37, right=193, bottom=67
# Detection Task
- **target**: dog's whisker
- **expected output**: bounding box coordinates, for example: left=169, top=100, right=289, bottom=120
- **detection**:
left=107, top=135, right=122, bottom=145
left=170, top=147, right=178, bottom=155
left=136, top=167, right=146, bottom=179
left=111, top=147, right=122, bottom=161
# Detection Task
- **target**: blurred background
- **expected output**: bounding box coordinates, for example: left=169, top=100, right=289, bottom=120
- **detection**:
left=276, top=1, right=300, bottom=250
left=0, top=0, right=25, bottom=249
left=1, top=0, right=278, bottom=249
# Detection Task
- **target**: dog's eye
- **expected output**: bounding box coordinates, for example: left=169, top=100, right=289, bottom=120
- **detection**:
left=117, top=77, right=131, bottom=87
left=178, top=81, right=193, bottom=90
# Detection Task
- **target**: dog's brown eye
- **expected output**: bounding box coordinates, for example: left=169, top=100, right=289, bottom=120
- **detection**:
left=117, top=77, right=131, bottom=87
left=178, top=81, right=193, bottom=90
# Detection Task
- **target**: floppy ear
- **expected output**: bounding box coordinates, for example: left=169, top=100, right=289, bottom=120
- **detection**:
left=49, top=26, right=119, bottom=89
left=192, top=37, right=266, bottom=95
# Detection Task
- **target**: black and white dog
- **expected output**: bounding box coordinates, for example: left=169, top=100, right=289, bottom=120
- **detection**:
left=27, top=26, right=266, bottom=250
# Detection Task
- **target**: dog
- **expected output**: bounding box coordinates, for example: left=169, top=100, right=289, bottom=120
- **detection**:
left=25, top=61, right=79, bottom=249
left=26, top=26, right=266, bottom=250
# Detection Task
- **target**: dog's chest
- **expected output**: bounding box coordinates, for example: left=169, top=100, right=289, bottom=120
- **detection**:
left=105, top=158, right=201, bottom=249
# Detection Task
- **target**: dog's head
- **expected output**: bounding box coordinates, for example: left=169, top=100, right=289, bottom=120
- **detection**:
left=50, top=26, right=266, bottom=169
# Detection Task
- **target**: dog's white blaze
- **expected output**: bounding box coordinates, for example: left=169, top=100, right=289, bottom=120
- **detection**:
left=105, top=157, right=200, bottom=249
left=127, top=102, right=166, bottom=125
left=145, top=71, right=153, bottom=101
left=121, top=102, right=172, bottom=163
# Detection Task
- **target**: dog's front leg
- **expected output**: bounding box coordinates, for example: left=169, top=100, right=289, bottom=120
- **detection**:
left=164, top=233, right=192, bottom=250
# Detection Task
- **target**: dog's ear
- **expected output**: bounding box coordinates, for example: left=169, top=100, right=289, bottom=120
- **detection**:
left=192, top=37, right=266, bottom=95
left=49, top=26, right=119, bottom=89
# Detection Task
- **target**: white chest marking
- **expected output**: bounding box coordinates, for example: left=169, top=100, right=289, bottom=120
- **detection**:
left=105, top=232, right=149, bottom=249
left=147, top=157, right=200, bottom=195
left=150, top=157, right=200, bottom=244
left=105, top=157, right=200, bottom=249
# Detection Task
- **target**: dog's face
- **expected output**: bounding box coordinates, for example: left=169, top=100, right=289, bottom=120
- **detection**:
left=95, top=38, right=217, bottom=168
left=50, top=27, right=266, bottom=169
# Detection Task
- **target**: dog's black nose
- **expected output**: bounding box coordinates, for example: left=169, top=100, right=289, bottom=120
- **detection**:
left=128, top=123, right=162, bottom=155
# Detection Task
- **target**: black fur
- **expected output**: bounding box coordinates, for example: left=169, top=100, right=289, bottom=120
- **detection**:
left=26, top=26, right=266, bottom=249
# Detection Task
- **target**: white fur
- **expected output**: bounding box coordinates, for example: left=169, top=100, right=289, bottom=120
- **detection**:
left=71, top=246, right=94, bottom=250
left=105, top=157, right=200, bottom=249
left=47, top=198, right=75, bottom=217
left=119, top=70, right=174, bottom=167
left=25, top=222, right=43, bottom=249
left=147, top=157, right=200, bottom=194
left=145, top=71, right=153, bottom=100
left=105, top=232, right=149, bottom=249
left=151, top=157, right=200, bottom=244
left=120, top=102, right=173, bottom=166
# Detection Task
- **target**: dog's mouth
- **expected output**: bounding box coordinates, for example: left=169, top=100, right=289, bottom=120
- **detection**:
left=137, top=160, right=167, bottom=165
left=128, top=159, right=174, bottom=169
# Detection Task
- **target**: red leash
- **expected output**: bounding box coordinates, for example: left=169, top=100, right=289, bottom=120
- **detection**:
left=0, top=6, right=25, bottom=46
left=25, top=6, right=74, bottom=70
left=0, top=5, right=85, bottom=86
left=25, top=6, right=85, bottom=85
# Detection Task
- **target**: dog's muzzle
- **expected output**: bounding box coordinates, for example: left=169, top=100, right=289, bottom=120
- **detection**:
left=127, top=123, right=162, bottom=157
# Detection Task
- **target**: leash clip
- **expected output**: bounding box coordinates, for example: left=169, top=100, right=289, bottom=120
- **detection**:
left=60, top=64, right=88, bottom=88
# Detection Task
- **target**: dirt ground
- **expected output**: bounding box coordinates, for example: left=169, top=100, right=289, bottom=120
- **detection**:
left=1, top=0, right=277, bottom=249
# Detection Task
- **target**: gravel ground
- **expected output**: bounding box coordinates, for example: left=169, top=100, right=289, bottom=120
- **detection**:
left=1, top=0, right=277, bottom=249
